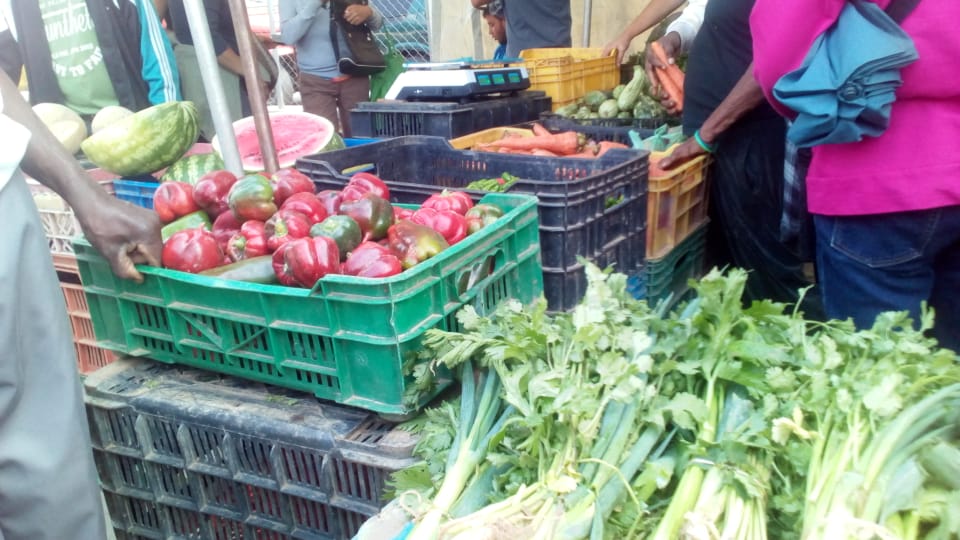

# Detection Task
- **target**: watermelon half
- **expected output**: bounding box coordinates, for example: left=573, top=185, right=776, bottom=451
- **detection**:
left=212, top=111, right=345, bottom=172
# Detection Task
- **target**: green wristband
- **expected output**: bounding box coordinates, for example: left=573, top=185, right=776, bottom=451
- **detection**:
left=694, top=129, right=716, bottom=153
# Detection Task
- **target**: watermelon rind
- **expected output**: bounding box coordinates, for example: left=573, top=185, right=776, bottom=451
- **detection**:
left=160, top=153, right=226, bottom=184
left=81, top=101, right=199, bottom=177
left=211, top=111, right=343, bottom=172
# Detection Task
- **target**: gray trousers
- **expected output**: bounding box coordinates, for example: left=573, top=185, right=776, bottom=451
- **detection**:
left=0, top=174, right=107, bottom=540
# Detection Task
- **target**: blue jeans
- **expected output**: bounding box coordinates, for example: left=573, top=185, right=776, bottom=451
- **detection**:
left=814, top=206, right=960, bottom=351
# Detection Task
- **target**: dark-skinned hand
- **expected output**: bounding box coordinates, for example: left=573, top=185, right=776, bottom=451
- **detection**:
left=76, top=194, right=163, bottom=284
left=645, top=32, right=682, bottom=114
left=658, top=137, right=706, bottom=170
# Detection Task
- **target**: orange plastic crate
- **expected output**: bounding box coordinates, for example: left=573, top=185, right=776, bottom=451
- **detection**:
left=74, top=340, right=117, bottom=374
left=646, top=153, right=711, bottom=259
left=60, top=278, right=90, bottom=314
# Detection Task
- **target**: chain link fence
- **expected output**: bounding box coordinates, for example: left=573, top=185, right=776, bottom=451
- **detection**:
left=248, top=0, right=430, bottom=106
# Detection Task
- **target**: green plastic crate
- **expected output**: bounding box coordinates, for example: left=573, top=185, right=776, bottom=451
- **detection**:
left=644, top=222, right=708, bottom=309
left=74, top=193, right=543, bottom=416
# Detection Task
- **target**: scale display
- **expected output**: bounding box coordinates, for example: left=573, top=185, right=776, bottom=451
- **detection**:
left=384, top=60, right=531, bottom=101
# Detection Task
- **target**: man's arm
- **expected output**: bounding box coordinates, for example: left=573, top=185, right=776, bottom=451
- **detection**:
left=601, top=0, right=686, bottom=65
left=278, top=0, right=321, bottom=46
left=0, top=72, right=162, bottom=281
left=659, top=63, right=766, bottom=169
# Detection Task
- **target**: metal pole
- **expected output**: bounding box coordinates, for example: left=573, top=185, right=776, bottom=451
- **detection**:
left=183, top=0, right=244, bottom=177
left=227, top=0, right=280, bottom=174
left=582, top=0, right=592, bottom=47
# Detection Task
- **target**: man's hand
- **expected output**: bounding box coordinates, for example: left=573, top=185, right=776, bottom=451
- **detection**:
left=75, top=194, right=163, bottom=283
left=345, top=4, right=373, bottom=25
left=602, top=35, right=633, bottom=66
left=645, top=32, right=682, bottom=113
left=658, top=137, right=706, bottom=170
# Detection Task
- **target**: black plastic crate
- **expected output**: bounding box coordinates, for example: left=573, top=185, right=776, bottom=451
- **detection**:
left=350, top=91, right=551, bottom=138
left=542, top=227, right=646, bottom=311
left=86, top=357, right=418, bottom=540
left=539, top=113, right=665, bottom=145
left=296, top=136, right=649, bottom=311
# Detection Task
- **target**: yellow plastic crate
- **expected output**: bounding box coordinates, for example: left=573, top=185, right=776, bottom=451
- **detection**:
left=645, top=152, right=711, bottom=259
left=448, top=127, right=534, bottom=150
left=520, top=48, right=618, bottom=112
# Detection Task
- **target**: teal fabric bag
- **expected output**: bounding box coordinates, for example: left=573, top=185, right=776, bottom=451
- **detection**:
left=773, top=0, right=919, bottom=148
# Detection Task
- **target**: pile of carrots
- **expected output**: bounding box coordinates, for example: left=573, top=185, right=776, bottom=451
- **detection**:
left=649, top=41, right=685, bottom=113
left=475, top=123, right=630, bottom=159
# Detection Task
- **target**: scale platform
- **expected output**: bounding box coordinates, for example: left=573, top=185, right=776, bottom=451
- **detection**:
left=384, top=58, right=530, bottom=101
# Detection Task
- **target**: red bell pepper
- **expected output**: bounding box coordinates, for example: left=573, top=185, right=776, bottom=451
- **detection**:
left=154, top=181, right=200, bottom=224
left=341, top=172, right=390, bottom=202
left=226, top=220, right=268, bottom=262
left=338, top=192, right=395, bottom=241
left=316, top=190, right=344, bottom=216
left=464, top=203, right=504, bottom=235
left=421, top=190, right=474, bottom=215
left=342, top=241, right=403, bottom=278
left=192, top=170, right=238, bottom=218
left=265, top=208, right=312, bottom=252
left=271, top=244, right=298, bottom=286
left=277, top=236, right=341, bottom=287
left=387, top=220, right=450, bottom=269
left=228, top=174, right=277, bottom=222
left=280, top=192, right=328, bottom=224
left=211, top=211, right=242, bottom=252
left=160, top=210, right=212, bottom=243
left=393, top=206, right=415, bottom=221
left=161, top=228, right=224, bottom=274
left=411, top=207, right=469, bottom=245
left=270, top=168, right=315, bottom=206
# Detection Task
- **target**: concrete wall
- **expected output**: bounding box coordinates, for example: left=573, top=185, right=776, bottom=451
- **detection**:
left=428, top=0, right=657, bottom=63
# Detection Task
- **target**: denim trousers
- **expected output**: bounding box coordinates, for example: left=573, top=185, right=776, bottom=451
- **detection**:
left=814, top=206, right=960, bottom=351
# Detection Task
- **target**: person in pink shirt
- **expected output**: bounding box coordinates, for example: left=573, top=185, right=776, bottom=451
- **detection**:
left=750, top=0, right=960, bottom=349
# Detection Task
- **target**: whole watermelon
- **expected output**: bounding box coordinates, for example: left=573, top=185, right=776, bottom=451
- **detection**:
left=160, top=153, right=226, bottom=184
left=82, top=101, right=199, bottom=177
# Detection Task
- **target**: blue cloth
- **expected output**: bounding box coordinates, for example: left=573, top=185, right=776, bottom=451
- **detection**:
left=773, top=0, right=918, bottom=148
left=814, top=209, right=960, bottom=351
left=493, top=43, right=507, bottom=60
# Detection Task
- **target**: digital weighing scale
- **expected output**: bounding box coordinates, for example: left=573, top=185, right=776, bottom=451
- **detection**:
left=384, top=59, right=530, bottom=101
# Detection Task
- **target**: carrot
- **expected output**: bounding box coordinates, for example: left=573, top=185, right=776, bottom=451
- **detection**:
left=531, top=148, right=558, bottom=157
left=596, top=141, right=629, bottom=157
left=649, top=41, right=685, bottom=112
left=530, top=122, right=552, bottom=137
left=479, top=131, right=582, bottom=156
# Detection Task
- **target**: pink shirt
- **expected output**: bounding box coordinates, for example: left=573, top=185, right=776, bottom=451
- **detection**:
left=750, top=0, right=960, bottom=216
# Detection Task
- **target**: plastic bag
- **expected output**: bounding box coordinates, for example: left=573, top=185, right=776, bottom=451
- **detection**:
left=369, top=34, right=406, bottom=101
left=630, top=124, right=685, bottom=151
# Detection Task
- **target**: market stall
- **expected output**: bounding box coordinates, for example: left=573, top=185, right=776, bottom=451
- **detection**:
left=23, top=0, right=960, bottom=538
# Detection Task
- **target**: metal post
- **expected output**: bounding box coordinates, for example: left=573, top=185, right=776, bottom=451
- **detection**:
left=183, top=0, right=244, bottom=177
left=583, top=0, right=592, bottom=47
left=227, top=0, right=280, bottom=174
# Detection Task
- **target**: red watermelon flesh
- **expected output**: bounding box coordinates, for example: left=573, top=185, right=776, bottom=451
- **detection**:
left=212, top=111, right=345, bottom=172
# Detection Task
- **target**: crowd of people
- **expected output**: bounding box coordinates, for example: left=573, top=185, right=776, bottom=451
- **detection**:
left=0, top=0, right=956, bottom=538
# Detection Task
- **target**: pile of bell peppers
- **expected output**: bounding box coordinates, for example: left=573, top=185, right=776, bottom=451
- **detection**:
left=153, top=169, right=504, bottom=288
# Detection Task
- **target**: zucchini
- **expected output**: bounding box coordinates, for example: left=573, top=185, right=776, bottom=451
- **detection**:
left=199, top=255, right=278, bottom=284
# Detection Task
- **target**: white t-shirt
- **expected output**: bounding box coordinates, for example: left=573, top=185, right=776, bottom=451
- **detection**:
left=0, top=90, right=32, bottom=193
